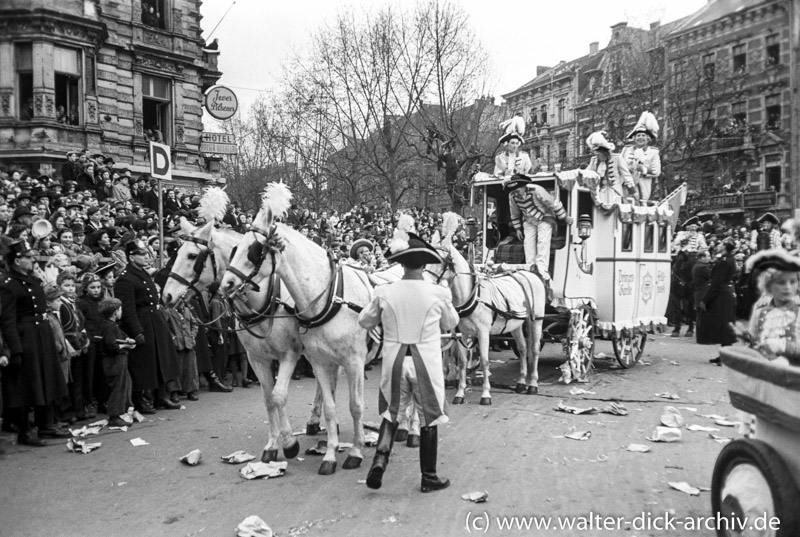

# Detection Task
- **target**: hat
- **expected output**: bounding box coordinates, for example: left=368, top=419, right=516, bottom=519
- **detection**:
left=16, top=192, right=32, bottom=202
left=756, top=212, right=780, bottom=225
left=65, top=199, right=83, bottom=210
left=65, top=150, right=80, bottom=158
left=32, top=187, right=48, bottom=199
left=498, top=132, right=524, bottom=145
left=349, top=238, right=374, bottom=260
left=9, top=239, right=34, bottom=259
left=17, top=180, right=32, bottom=190
left=626, top=111, right=660, bottom=141
left=504, top=174, right=532, bottom=192
left=746, top=248, right=800, bottom=273
left=86, top=206, right=100, bottom=217
left=94, top=262, right=116, bottom=277
left=384, top=214, right=442, bottom=266
left=44, top=283, right=63, bottom=302
left=12, top=206, right=34, bottom=220
left=498, top=115, right=526, bottom=145
left=91, top=153, right=105, bottom=161
left=75, top=255, right=98, bottom=273
left=586, top=131, right=615, bottom=151
left=682, top=216, right=700, bottom=229
left=147, top=235, right=160, bottom=246
left=124, top=239, right=148, bottom=256
left=70, top=222, right=85, bottom=235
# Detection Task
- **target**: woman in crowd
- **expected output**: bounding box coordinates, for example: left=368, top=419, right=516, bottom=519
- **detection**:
left=697, top=240, right=738, bottom=364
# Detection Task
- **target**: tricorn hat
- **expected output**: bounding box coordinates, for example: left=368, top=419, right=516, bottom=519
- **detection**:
left=586, top=131, right=615, bottom=151
left=626, top=111, right=660, bottom=141
left=349, top=238, right=374, bottom=260
left=384, top=214, right=442, bottom=266
left=682, top=216, right=700, bottom=229
left=756, top=212, right=780, bottom=225
left=504, top=174, right=532, bottom=192
left=746, top=248, right=800, bottom=273
left=498, top=132, right=524, bottom=145
left=498, top=115, right=526, bottom=145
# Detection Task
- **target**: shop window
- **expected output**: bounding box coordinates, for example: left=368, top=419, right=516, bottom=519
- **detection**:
left=142, top=75, right=171, bottom=144
left=621, top=223, right=633, bottom=252
left=765, top=34, right=780, bottom=67
left=765, top=94, right=781, bottom=131
left=54, top=47, right=81, bottom=125
left=142, top=0, right=166, bottom=29
left=16, top=44, right=33, bottom=120
left=644, top=224, right=654, bottom=253
left=733, top=44, right=746, bottom=74
left=766, top=166, right=781, bottom=192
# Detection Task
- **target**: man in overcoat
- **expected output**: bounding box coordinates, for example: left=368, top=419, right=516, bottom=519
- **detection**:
left=114, top=239, right=180, bottom=413
left=0, top=240, right=69, bottom=445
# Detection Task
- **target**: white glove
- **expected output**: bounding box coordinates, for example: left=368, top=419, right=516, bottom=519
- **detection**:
left=580, top=169, right=600, bottom=181
left=762, top=338, right=786, bottom=355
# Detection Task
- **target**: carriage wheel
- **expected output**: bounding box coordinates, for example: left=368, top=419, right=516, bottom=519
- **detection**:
left=612, top=327, right=646, bottom=368
left=711, top=439, right=800, bottom=536
left=562, top=305, right=595, bottom=381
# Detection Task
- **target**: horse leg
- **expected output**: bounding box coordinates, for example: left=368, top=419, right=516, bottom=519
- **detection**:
left=341, top=357, right=365, bottom=470
left=526, top=318, right=543, bottom=395
left=511, top=325, right=528, bottom=394
left=477, top=332, right=492, bottom=405
left=314, top=361, right=340, bottom=475
left=272, top=350, right=300, bottom=459
left=307, top=381, right=323, bottom=436
left=452, top=342, right=468, bottom=405
left=247, top=354, right=281, bottom=462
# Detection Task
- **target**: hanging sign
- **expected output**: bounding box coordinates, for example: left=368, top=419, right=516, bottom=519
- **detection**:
left=203, top=85, right=238, bottom=120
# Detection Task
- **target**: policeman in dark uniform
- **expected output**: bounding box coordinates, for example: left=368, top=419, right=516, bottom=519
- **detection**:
left=0, top=240, right=69, bottom=446
left=114, top=239, right=180, bottom=413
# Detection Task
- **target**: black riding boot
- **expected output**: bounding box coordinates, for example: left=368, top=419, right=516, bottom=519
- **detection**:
left=420, top=426, right=449, bottom=492
left=366, top=419, right=397, bottom=490
left=204, top=371, right=233, bottom=393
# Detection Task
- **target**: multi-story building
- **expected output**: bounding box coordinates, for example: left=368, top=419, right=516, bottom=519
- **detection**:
left=0, top=0, right=223, bottom=187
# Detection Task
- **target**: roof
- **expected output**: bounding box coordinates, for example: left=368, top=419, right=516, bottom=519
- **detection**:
left=502, top=54, right=597, bottom=100
left=669, top=0, right=775, bottom=35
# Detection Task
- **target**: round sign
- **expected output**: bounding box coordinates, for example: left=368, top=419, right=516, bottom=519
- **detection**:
left=203, top=85, right=238, bottom=120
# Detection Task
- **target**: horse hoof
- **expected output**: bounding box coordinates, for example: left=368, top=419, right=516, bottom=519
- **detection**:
left=306, top=423, right=320, bottom=436
left=394, top=429, right=409, bottom=442
left=514, top=383, right=526, bottom=394
left=318, top=461, right=337, bottom=475
left=452, top=396, right=465, bottom=405
left=526, top=386, right=538, bottom=395
left=283, top=440, right=300, bottom=460
left=342, top=455, right=362, bottom=470
left=261, top=449, right=278, bottom=463
left=479, top=397, right=492, bottom=406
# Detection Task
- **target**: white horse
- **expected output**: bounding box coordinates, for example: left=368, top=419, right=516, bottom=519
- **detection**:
left=163, top=218, right=316, bottom=463
left=430, top=213, right=546, bottom=404
left=220, top=184, right=372, bottom=475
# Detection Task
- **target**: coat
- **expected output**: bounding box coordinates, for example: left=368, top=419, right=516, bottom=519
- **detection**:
left=0, top=269, right=68, bottom=408
left=696, top=253, right=737, bottom=345
left=494, top=151, right=532, bottom=178
left=114, top=263, right=179, bottom=390
left=586, top=154, right=635, bottom=192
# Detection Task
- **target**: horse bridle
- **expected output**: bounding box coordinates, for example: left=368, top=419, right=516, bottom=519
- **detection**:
left=424, top=247, right=455, bottom=285
left=224, top=225, right=277, bottom=296
left=168, top=234, right=218, bottom=302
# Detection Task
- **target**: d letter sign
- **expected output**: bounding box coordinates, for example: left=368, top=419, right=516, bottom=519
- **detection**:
left=203, top=85, right=238, bottom=121
left=150, top=142, right=172, bottom=181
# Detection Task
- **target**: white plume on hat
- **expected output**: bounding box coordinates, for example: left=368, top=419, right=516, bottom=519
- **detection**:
left=261, top=182, right=293, bottom=221
left=388, top=214, right=416, bottom=254
left=586, top=131, right=615, bottom=151
left=198, top=187, right=229, bottom=224
left=498, top=114, right=526, bottom=144
left=626, top=111, right=660, bottom=140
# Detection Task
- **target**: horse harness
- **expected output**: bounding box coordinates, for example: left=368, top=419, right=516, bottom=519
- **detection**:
left=169, top=233, right=218, bottom=301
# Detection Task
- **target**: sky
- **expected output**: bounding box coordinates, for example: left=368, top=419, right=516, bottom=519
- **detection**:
left=199, top=0, right=708, bottom=117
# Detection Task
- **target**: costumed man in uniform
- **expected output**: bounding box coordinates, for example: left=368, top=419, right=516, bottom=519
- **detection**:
left=507, top=174, right=572, bottom=300
left=672, top=216, right=707, bottom=253
left=0, top=239, right=69, bottom=446
left=494, top=115, right=532, bottom=178
left=750, top=213, right=782, bottom=252
left=114, top=239, right=180, bottom=413
left=359, top=217, right=458, bottom=492
left=620, top=112, right=661, bottom=202
left=582, top=131, right=637, bottom=204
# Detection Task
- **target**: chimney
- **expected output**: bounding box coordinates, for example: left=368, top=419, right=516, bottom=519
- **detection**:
left=536, top=65, right=551, bottom=76
left=650, top=21, right=660, bottom=30
left=589, top=42, right=599, bottom=55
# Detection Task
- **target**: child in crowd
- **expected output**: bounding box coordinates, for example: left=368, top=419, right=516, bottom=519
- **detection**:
left=77, top=273, right=104, bottom=419
left=97, top=298, right=135, bottom=427
left=58, top=271, right=91, bottom=419
left=45, top=283, right=71, bottom=388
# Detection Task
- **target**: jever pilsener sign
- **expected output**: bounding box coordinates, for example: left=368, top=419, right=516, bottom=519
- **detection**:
left=203, top=85, right=238, bottom=120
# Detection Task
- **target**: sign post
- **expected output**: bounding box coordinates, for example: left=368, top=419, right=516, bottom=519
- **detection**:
left=150, top=142, right=172, bottom=270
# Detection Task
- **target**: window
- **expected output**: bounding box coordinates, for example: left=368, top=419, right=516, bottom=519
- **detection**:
left=142, top=75, right=171, bottom=144
left=558, top=140, right=567, bottom=163
left=580, top=125, right=591, bottom=156
left=765, top=34, right=780, bottom=66
left=557, top=99, right=566, bottom=124
left=702, top=53, right=715, bottom=81
left=671, top=60, right=685, bottom=85
left=644, top=224, right=654, bottom=253
left=621, top=223, right=633, bottom=252
left=658, top=225, right=668, bottom=253
left=733, top=44, right=746, bottom=73
left=765, top=94, right=781, bottom=131
left=732, top=101, right=746, bottom=131
left=142, top=0, right=166, bottom=29
left=766, top=166, right=781, bottom=192
left=16, top=44, right=33, bottom=120
left=539, top=104, right=548, bottom=126
left=54, top=47, right=81, bottom=126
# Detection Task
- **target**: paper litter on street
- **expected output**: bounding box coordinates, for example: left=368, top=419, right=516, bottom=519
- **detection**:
left=600, top=402, right=628, bottom=416
left=305, top=440, right=327, bottom=455
left=646, top=426, right=682, bottom=443
left=462, top=491, right=489, bottom=503
left=569, top=387, right=596, bottom=395
left=655, top=392, right=680, bottom=400
left=108, top=425, right=129, bottom=432
left=221, top=451, right=256, bottom=464
left=129, top=437, right=149, bottom=446
left=364, top=431, right=379, bottom=446
left=236, top=515, right=273, bottom=537
left=714, top=419, right=741, bottom=427
left=686, top=424, right=719, bottom=432
left=708, top=433, right=732, bottom=444
left=120, top=408, right=145, bottom=424
left=336, top=442, right=354, bottom=452
left=678, top=407, right=697, bottom=412
left=660, top=407, right=684, bottom=428
left=240, top=461, right=288, bottom=480
left=69, top=425, right=103, bottom=437
left=555, top=401, right=597, bottom=415
left=669, top=481, right=701, bottom=496
left=563, top=430, right=591, bottom=441
left=88, top=419, right=108, bottom=428
left=66, top=438, right=102, bottom=454
left=700, top=413, right=726, bottom=420
left=624, top=444, right=650, bottom=453
left=180, top=449, right=202, bottom=466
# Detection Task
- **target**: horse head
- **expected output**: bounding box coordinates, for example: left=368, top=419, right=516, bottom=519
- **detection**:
left=163, top=218, right=219, bottom=306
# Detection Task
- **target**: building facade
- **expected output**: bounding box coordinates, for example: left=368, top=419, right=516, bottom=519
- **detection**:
left=0, top=0, right=223, bottom=187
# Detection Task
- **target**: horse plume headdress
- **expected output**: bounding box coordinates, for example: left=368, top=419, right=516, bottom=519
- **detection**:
left=197, top=187, right=229, bottom=224
left=388, top=214, right=416, bottom=255
left=261, top=182, right=293, bottom=221
left=440, top=212, right=460, bottom=247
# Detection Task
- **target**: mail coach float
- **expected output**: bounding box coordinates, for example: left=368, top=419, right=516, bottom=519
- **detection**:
left=466, top=171, right=685, bottom=381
